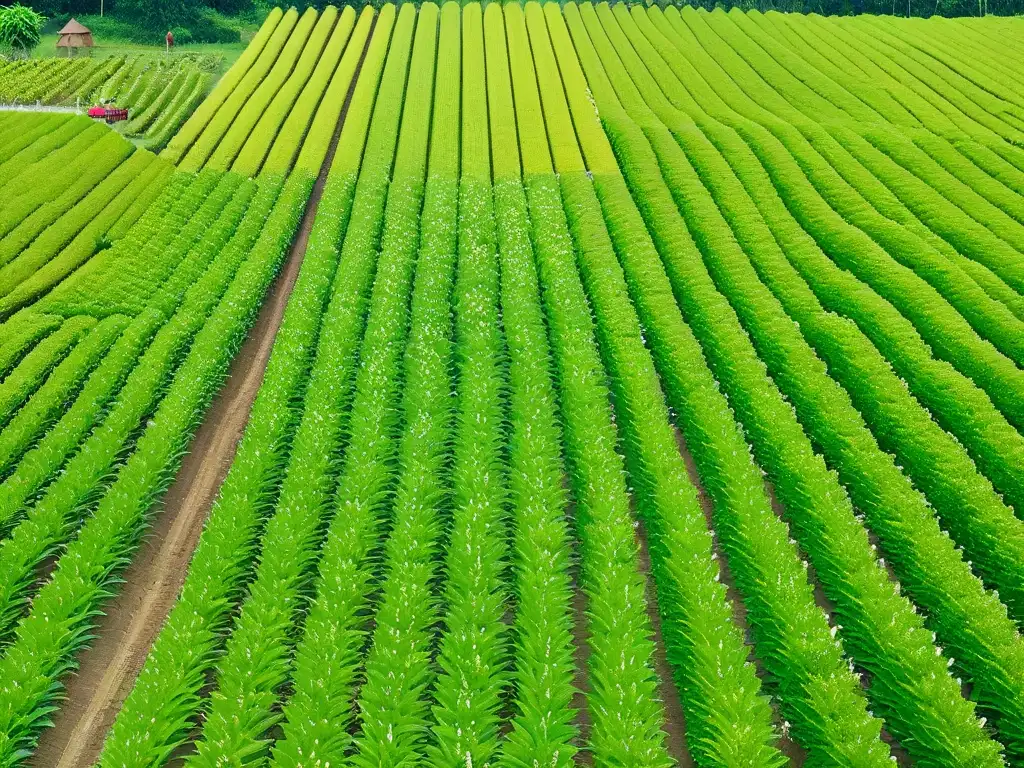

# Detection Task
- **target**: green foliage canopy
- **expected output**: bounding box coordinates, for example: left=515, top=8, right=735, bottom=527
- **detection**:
left=0, top=4, right=46, bottom=53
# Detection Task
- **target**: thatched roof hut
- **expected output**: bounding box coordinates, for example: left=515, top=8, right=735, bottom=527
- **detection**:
left=56, top=19, right=94, bottom=53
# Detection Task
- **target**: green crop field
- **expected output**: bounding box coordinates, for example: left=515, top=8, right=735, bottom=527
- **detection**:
left=0, top=3, right=1022, bottom=766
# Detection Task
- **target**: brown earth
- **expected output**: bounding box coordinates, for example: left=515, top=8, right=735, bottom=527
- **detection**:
left=31, top=200, right=309, bottom=768
left=29, top=23, right=374, bottom=764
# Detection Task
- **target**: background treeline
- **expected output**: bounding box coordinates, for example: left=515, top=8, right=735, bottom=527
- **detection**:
left=6, top=0, right=1021, bottom=47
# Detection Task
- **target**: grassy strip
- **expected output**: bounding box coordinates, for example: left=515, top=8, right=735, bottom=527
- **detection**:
left=0, top=314, right=62, bottom=382
left=233, top=6, right=348, bottom=177
left=161, top=8, right=284, bottom=164
left=207, top=8, right=322, bottom=173
left=0, top=132, right=134, bottom=271
left=0, top=115, right=88, bottom=182
left=179, top=9, right=300, bottom=172
left=264, top=6, right=371, bottom=176
left=0, top=115, right=63, bottom=167
left=0, top=317, right=95, bottom=433
left=0, top=157, right=173, bottom=318
left=0, top=123, right=109, bottom=240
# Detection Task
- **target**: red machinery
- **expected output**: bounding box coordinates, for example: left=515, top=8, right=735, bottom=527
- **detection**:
left=88, top=106, right=129, bottom=123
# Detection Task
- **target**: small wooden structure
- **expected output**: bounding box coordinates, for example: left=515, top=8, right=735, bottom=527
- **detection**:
left=56, top=19, right=94, bottom=56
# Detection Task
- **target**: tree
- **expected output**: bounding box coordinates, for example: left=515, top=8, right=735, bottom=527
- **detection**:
left=0, top=3, right=46, bottom=55
left=115, top=0, right=201, bottom=35
left=209, top=0, right=254, bottom=14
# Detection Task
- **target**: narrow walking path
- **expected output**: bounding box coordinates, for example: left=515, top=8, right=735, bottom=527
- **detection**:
left=29, top=25, right=375, bottom=768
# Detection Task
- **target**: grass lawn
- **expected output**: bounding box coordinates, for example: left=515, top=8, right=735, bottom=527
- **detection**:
left=28, top=16, right=256, bottom=72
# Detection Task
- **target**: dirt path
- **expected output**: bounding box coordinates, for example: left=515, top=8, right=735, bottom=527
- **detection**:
left=634, top=520, right=695, bottom=768
left=30, top=28, right=373, bottom=765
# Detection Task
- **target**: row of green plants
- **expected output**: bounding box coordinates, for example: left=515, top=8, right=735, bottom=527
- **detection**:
left=0, top=314, right=127, bottom=481
left=0, top=316, right=95, bottom=433
left=7, top=3, right=1023, bottom=765
left=502, top=5, right=678, bottom=764
left=0, top=112, right=61, bottom=165
left=265, top=5, right=372, bottom=175
left=0, top=0, right=400, bottom=759
left=179, top=7, right=300, bottom=170
left=601, top=1, right=1024, bottom=621
left=97, top=10, right=396, bottom=765
left=485, top=7, right=578, bottom=762
left=687, top=8, right=1024, bottom=361
left=565, top=5, right=994, bottom=764
left=260, top=7, right=420, bottom=764
left=0, top=55, right=113, bottom=104
left=620, top=4, right=1024, bottom=528
left=0, top=175, right=188, bottom=515
left=0, top=112, right=87, bottom=178
left=185, top=6, right=418, bottom=765
left=231, top=5, right=351, bottom=176
left=169, top=4, right=383, bottom=178
left=163, top=6, right=285, bottom=164
left=0, top=169, right=307, bottom=764
left=0, top=313, right=61, bottom=381
left=726, top=8, right=1024, bottom=301
left=541, top=5, right=900, bottom=764
left=576, top=2, right=1024, bottom=760
left=341, top=7, right=453, bottom=766
left=671, top=5, right=1024, bottom=434
left=0, top=150, right=172, bottom=317
left=0, top=127, right=134, bottom=269
left=642, top=3, right=1024, bottom=500
left=206, top=7, right=320, bottom=172
left=0, top=120, right=109, bottom=241
left=0, top=176, right=254, bottom=659
left=424, top=9, right=511, bottom=764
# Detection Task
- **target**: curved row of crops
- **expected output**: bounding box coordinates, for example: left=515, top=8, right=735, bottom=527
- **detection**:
left=0, top=54, right=219, bottom=149
left=163, top=4, right=372, bottom=177
left=0, top=2, right=1022, bottom=766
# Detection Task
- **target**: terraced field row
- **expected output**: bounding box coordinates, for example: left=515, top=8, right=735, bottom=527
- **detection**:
left=0, top=3, right=1022, bottom=766
left=0, top=55, right=219, bottom=149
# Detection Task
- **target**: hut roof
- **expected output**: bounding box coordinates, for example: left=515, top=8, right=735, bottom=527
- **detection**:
left=57, top=18, right=93, bottom=48
left=58, top=18, right=91, bottom=35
